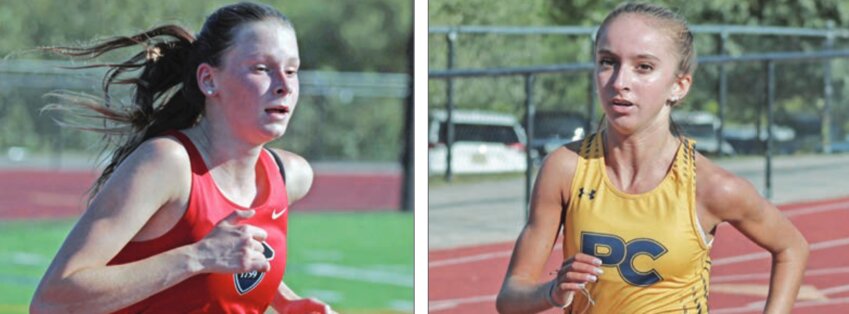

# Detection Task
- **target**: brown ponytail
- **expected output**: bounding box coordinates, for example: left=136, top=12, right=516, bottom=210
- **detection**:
left=44, top=2, right=294, bottom=199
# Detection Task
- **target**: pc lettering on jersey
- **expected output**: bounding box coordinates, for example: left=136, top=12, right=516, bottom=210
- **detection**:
left=581, top=232, right=668, bottom=286
left=234, top=241, right=275, bottom=295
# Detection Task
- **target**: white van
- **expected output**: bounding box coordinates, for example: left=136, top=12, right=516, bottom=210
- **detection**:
left=429, top=109, right=529, bottom=175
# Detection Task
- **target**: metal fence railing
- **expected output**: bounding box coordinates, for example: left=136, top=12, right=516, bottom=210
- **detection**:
left=429, top=25, right=848, bottom=155
left=430, top=49, right=849, bottom=214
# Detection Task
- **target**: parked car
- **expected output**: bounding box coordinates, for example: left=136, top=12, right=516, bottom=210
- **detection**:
left=429, top=109, right=530, bottom=175
left=671, top=111, right=736, bottom=155
left=723, top=123, right=797, bottom=155
left=524, top=110, right=588, bottom=158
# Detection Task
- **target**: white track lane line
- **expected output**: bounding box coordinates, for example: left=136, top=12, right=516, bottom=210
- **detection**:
left=712, top=266, right=849, bottom=283
left=304, top=263, right=413, bottom=287
left=714, top=296, right=849, bottom=313
left=712, top=237, right=849, bottom=267
left=429, top=251, right=512, bottom=268
left=428, top=267, right=849, bottom=310
left=819, top=283, right=849, bottom=296
left=783, top=200, right=849, bottom=218
left=430, top=245, right=562, bottom=268
left=429, top=199, right=849, bottom=268
left=429, top=199, right=849, bottom=311
left=429, top=295, right=497, bottom=312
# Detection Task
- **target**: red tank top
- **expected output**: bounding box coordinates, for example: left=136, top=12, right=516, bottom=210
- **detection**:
left=108, top=131, right=289, bottom=313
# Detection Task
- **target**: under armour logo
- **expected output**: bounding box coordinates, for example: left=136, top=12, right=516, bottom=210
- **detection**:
left=234, top=241, right=275, bottom=295
left=578, top=188, right=597, bottom=200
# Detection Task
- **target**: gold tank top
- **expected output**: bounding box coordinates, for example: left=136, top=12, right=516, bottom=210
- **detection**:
left=562, top=133, right=711, bottom=313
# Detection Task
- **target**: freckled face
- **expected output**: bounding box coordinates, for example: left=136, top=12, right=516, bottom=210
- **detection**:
left=595, top=14, right=686, bottom=134
left=208, top=20, right=300, bottom=143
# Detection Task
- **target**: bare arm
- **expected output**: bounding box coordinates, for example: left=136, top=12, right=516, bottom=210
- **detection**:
left=496, top=147, right=600, bottom=313
left=271, top=281, right=336, bottom=314
left=31, top=139, right=271, bottom=313
left=272, top=281, right=302, bottom=310
left=699, top=157, right=809, bottom=314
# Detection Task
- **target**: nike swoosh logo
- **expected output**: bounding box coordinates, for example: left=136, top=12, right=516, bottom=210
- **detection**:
left=272, top=207, right=288, bottom=220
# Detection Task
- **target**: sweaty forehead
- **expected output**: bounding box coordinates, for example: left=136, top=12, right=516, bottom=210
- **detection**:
left=597, top=13, right=676, bottom=57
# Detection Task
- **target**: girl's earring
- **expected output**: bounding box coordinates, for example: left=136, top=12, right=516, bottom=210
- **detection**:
left=206, top=89, right=214, bottom=95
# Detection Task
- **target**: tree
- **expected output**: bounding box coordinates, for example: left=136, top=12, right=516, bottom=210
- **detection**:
left=428, top=0, right=849, bottom=144
left=429, top=0, right=594, bottom=120
left=0, top=0, right=412, bottom=161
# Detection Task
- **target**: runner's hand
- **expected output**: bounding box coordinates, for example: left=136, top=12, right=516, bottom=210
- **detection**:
left=194, top=209, right=270, bottom=273
left=550, top=253, right=603, bottom=306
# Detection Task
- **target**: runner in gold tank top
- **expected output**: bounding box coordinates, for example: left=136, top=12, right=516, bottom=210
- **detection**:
left=496, top=3, right=809, bottom=313
left=559, top=133, right=710, bottom=313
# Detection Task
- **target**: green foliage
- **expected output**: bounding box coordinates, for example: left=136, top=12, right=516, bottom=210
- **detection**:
left=277, top=95, right=404, bottom=161
left=285, top=1, right=412, bottom=72
left=0, top=100, right=38, bottom=150
left=429, top=0, right=594, bottom=119
left=430, top=0, right=549, bottom=25
left=429, top=0, right=849, bottom=143
left=0, top=0, right=411, bottom=73
left=0, top=0, right=411, bottom=161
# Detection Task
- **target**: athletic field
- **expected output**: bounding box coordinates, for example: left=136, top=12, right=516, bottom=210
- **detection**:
left=0, top=168, right=412, bottom=314
left=0, top=213, right=413, bottom=314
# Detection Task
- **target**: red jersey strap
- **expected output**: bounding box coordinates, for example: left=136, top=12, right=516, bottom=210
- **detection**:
left=163, top=130, right=207, bottom=174
left=163, top=130, right=286, bottom=184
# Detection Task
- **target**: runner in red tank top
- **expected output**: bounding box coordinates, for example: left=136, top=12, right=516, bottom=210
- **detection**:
left=32, top=3, right=334, bottom=313
left=106, top=131, right=292, bottom=313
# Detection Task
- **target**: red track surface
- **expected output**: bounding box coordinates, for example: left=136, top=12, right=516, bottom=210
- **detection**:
left=429, top=196, right=849, bottom=313
left=0, top=169, right=401, bottom=220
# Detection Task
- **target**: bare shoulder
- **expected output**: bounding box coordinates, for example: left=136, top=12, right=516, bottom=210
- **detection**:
left=269, top=148, right=313, bottom=203
left=269, top=148, right=310, bottom=170
left=133, top=136, right=192, bottom=168
left=47, top=135, right=193, bottom=273
left=102, top=136, right=191, bottom=196
left=93, top=135, right=192, bottom=215
left=534, top=140, right=582, bottom=203
left=695, top=153, right=764, bottom=222
left=542, top=140, right=581, bottom=176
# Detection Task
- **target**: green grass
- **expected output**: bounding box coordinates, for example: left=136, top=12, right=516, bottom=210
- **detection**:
left=0, top=219, right=72, bottom=313
left=286, top=212, right=413, bottom=312
left=0, top=212, right=413, bottom=313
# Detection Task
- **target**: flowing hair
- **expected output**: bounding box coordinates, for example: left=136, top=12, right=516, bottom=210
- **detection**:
left=43, top=2, right=293, bottom=200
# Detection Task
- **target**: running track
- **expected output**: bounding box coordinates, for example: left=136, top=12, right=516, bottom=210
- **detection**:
left=0, top=169, right=402, bottom=219
left=429, top=196, right=849, bottom=313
